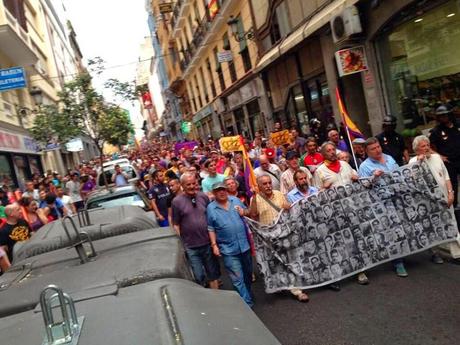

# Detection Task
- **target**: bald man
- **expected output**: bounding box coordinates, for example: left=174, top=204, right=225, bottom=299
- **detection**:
left=0, top=203, right=31, bottom=262
left=254, top=154, right=282, bottom=190
left=328, top=129, right=348, bottom=152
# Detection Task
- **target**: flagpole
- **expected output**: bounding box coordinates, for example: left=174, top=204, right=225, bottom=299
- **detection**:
left=335, top=87, right=359, bottom=170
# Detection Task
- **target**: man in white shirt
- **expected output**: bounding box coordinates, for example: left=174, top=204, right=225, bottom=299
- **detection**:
left=66, top=172, right=84, bottom=210
left=57, top=186, right=76, bottom=215
left=22, top=181, right=40, bottom=202
left=254, top=154, right=282, bottom=190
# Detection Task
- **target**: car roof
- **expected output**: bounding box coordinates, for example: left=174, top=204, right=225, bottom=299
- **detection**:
left=86, top=185, right=138, bottom=200
left=103, top=158, right=129, bottom=167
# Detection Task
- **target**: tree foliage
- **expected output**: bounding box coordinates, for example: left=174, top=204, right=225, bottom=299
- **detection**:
left=30, top=58, right=134, bottom=153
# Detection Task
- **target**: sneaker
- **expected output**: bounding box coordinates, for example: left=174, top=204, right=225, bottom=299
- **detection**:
left=328, top=283, right=341, bottom=291
left=432, top=253, right=444, bottom=264
left=357, top=272, right=369, bottom=285
left=395, top=263, right=408, bottom=277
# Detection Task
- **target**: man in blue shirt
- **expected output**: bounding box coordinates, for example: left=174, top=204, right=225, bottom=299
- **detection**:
left=287, top=170, right=318, bottom=203
left=358, top=137, right=408, bottom=277
left=207, top=182, right=253, bottom=307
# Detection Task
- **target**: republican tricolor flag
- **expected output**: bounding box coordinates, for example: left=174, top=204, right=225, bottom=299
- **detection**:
left=207, top=0, right=219, bottom=19
left=335, top=87, right=364, bottom=141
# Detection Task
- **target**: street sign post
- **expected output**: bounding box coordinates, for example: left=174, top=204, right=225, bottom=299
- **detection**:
left=0, top=67, right=26, bottom=92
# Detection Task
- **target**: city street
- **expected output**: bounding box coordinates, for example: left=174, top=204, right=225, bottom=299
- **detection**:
left=223, top=251, right=460, bottom=345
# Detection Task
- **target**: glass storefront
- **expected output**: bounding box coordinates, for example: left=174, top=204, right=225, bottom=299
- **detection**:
left=282, top=74, right=333, bottom=135
left=377, top=0, right=460, bottom=132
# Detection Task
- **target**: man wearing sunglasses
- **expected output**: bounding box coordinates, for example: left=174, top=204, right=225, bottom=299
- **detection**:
left=172, top=172, right=220, bottom=289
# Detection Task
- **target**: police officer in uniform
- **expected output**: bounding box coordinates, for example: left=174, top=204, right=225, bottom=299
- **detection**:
left=429, top=104, right=460, bottom=208
left=376, top=115, right=409, bottom=166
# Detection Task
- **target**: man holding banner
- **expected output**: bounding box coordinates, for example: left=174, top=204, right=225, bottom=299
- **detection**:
left=358, top=137, right=408, bottom=277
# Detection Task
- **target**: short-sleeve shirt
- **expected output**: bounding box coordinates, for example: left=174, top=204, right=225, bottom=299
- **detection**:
left=0, top=219, right=31, bottom=261
left=66, top=180, right=82, bottom=202
left=287, top=186, right=319, bottom=204
left=201, top=174, right=225, bottom=193
left=172, top=192, right=210, bottom=248
left=358, top=154, right=399, bottom=177
left=313, top=161, right=357, bottom=188
left=207, top=196, right=249, bottom=256
left=147, top=183, right=170, bottom=218
left=254, top=190, right=288, bottom=225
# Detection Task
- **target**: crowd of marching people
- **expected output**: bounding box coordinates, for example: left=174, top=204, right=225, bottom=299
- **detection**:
left=1, top=104, right=459, bottom=308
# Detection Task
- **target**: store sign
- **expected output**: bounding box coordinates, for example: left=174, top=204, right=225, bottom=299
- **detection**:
left=0, top=130, right=39, bottom=154
left=335, top=46, right=368, bottom=77
left=217, top=50, right=233, bottom=63
left=158, top=2, right=174, bottom=13
left=65, top=138, right=84, bottom=152
left=0, top=67, right=26, bottom=92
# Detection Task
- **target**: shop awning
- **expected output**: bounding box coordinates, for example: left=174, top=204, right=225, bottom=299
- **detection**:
left=255, top=0, right=360, bottom=72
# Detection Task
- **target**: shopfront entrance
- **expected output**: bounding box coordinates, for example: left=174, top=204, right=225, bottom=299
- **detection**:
left=376, top=0, right=460, bottom=132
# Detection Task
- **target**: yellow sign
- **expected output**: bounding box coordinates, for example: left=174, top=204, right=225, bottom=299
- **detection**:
left=159, top=3, right=174, bottom=13
left=270, top=130, right=291, bottom=146
left=219, top=136, right=244, bottom=153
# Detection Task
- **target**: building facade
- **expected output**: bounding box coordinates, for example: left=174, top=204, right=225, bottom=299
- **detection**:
left=0, top=0, right=97, bottom=188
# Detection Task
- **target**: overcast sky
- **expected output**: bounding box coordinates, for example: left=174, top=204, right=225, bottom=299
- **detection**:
left=60, top=0, right=151, bottom=136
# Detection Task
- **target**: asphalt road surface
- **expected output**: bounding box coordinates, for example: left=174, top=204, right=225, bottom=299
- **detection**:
left=222, top=251, right=460, bottom=345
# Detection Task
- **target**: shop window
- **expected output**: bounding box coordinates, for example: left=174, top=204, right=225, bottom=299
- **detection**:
left=377, top=0, right=460, bottom=131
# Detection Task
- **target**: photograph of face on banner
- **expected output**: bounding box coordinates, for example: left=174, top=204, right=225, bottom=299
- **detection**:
left=248, top=162, right=459, bottom=293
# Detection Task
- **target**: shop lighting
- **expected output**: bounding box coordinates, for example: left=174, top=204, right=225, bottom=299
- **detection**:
left=447, top=13, right=456, bottom=17
left=414, top=18, right=423, bottom=23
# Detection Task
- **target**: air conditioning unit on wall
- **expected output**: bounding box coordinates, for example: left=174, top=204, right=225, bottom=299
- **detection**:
left=330, top=5, right=363, bottom=43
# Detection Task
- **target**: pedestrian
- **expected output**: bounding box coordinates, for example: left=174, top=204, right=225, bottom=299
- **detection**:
left=201, top=159, right=225, bottom=197
left=65, top=173, right=84, bottom=211
left=280, top=151, right=312, bottom=194
left=207, top=182, right=253, bottom=307
left=327, top=129, right=348, bottom=152
left=147, top=170, right=171, bottom=227
left=358, top=137, right=408, bottom=277
left=429, top=105, right=460, bottom=208
left=224, top=176, right=248, bottom=205
left=166, top=177, right=182, bottom=227
left=314, top=142, right=359, bottom=189
left=172, top=172, right=220, bottom=288
left=376, top=115, right=409, bottom=166
left=0, top=203, right=32, bottom=262
left=287, top=170, right=318, bottom=204
left=22, top=181, right=40, bottom=203
left=290, top=129, right=306, bottom=155
left=410, top=135, right=457, bottom=263
left=111, top=164, right=129, bottom=186
left=300, top=137, right=324, bottom=173
left=249, top=175, right=309, bottom=302
left=351, top=138, right=367, bottom=169
left=254, top=154, right=282, bottom=191
left=18, top=196, right=47, bottom=232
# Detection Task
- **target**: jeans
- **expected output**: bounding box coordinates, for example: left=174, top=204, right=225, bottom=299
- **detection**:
left=222, top=250, right=253, bottom=307
left=185, top=244, right=220, bottom=286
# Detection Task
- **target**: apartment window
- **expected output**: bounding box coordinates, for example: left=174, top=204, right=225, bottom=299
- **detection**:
left=214, top=47, right=226, bottom=92
left=223, top=33, right=237, bottom=83
left=206, top=58, right=217, bottom=98
left=194, top=75, right=203, bottom=109
left=199, top=67, right=209, bottom=104
left=236, top=15, right=252, bottom=72
left=4, top=0, right=27, bottom=31
left=270, top=3, right=291, bottom=44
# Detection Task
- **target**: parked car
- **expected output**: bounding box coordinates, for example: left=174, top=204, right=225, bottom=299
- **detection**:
left=96, top=163, right=138, bottom=188
left=101, top=158, right=130, bottom=170
left=85, top=185, right=150, bottom=210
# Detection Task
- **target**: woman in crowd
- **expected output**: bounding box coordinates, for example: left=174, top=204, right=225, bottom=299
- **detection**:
left=19, top=196, right=48, bottom=232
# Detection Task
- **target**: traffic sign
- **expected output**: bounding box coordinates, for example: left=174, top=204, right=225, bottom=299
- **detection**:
left=0, top=67, right=26, bottom=92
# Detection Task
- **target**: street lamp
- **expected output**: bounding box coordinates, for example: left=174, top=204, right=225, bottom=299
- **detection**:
left=30, top=87, right=43, bottom=106
left=227, top=15, right=254, bottom=42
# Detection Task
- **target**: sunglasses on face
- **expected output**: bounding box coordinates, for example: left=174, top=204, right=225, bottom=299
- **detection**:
left=191, top=197, right=197, bottom=207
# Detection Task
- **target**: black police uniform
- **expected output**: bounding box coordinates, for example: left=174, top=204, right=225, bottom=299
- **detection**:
left=376, top=131, right=406, bottom=166
left=429, top=121, right=460, bottom=206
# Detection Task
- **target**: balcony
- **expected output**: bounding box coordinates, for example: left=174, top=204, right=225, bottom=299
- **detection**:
left=0, top=5, right=37, bottom=65
left=171, top=0, right=191, bottom=38
left=181, top=0, right=238, bottom=78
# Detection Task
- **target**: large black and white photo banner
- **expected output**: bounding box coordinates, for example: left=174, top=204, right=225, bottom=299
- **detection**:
left=246, top=162, right=459, bottom=293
